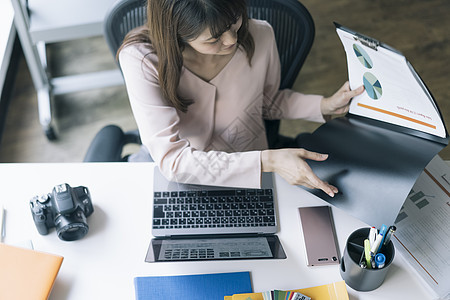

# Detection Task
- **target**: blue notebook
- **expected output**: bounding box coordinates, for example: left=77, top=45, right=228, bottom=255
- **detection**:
left=134, top=271, right=252, bottom=300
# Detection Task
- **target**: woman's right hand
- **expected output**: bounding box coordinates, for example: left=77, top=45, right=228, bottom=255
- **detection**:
left=261, top=148, right=338, bottom=197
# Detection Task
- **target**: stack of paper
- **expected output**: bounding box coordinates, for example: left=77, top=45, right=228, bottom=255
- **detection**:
left=261, top=290, right=310, bottom=300
left=225, top=281, right=349, bottom=300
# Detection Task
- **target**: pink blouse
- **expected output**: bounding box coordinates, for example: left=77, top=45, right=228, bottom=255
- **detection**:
left=119, top=19, right=325, bottom=188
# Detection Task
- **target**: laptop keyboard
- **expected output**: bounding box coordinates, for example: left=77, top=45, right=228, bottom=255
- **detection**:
left=152, top=188, right=276, bottom=229
left=155, top=237, right=273, bottom=261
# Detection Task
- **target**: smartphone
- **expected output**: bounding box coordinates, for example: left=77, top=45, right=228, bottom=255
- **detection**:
left=298, top=206, right=340, bottom=266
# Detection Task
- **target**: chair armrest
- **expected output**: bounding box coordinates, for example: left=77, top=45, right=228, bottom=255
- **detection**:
left=84, top=125, right=131, bottom=162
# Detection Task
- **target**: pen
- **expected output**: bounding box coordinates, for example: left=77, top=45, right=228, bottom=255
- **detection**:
left=370, top=253, right=376, bottom=269
left=383, top=225, right=396, bottom=247
left=0, top=205, right=4, bottom=243
left=364, top=239, right=372, bottom=269
left=368, top=226, right=377, bottom=248
left=378, top=224, right=388, bottom=247
left=371, top=233, right=383, bottom=254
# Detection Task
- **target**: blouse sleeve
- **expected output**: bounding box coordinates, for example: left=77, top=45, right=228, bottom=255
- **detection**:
left=119, top=45, right=263, bottom=189
left=262, top=26, right=325, bottom=123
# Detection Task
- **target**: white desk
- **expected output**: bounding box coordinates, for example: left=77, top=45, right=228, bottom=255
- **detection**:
left=0, top=163, right=432, bottom=300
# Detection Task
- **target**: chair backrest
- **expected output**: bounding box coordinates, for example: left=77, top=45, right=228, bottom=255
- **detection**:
left=103, top=0, right=148, bottom=59
left=246, top=0, right=315, bottom=148
left=103, top=0, right=315, bottom=147
left=247, top=0, right=315, bottom=90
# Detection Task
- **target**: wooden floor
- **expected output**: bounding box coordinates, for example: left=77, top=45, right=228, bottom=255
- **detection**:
left=0, top=0, right=449, bottom=162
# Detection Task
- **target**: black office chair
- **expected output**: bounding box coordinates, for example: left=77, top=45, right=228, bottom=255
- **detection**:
left=84, top=0, right=315, bottom=162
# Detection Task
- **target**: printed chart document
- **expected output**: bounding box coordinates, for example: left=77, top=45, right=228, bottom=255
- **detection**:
left=393, top=155, right=450, bottom=300
left=337, top=27, right=446, bottom=138
left=301, top=24, right=448, bottom=228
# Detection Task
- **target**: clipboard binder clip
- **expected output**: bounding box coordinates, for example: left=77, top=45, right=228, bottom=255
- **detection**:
left=353, top=34, right=380, bottom=51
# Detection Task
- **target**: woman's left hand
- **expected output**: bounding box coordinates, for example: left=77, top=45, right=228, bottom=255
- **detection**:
left=320, top=81, right=364, bottom=116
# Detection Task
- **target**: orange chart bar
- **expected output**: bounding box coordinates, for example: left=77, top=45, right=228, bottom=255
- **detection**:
left=424, top=168, right=450, bottom=197
left=357, top=103, right=436, bottom=129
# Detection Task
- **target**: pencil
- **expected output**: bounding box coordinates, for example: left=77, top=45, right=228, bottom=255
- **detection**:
left=0, top=205, right=4, bottom=243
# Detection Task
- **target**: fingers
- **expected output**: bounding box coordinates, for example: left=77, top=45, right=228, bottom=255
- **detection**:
left=322, top=82, right=365, bottom=116
left=301, top=164, right=338, bottom=197
left=338, top=81, right=364, bottom=101
left=315, top=178, right=339, bottom=197
left=271, top=148, right=339, bottom=197
left=347, top=84, right=365, bottom=98
left=341, top=81, right=364, bottom=92
left=296, top=148, right=329, bottom=162
left=294, top=149, right=338, bottom=197
left=340, top=81, right=351, bottom=92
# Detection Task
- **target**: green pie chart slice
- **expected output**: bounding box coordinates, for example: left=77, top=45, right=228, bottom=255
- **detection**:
left=353, top=44, right=373, bottom=69
left=363, top=72, right=382, bottom=100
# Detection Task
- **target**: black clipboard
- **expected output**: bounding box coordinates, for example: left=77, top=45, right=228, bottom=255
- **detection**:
left=299, top=24, right=448, bottom=228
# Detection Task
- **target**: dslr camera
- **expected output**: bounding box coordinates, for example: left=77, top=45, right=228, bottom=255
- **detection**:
left=30, top=183, right=94, bottom=241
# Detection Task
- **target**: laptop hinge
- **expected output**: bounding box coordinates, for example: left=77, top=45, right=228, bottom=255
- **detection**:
left=159, top=233, right=267, bottom=239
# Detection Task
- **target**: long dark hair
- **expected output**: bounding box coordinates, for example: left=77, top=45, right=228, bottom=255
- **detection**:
left=118, top=0, right=254, bottom=112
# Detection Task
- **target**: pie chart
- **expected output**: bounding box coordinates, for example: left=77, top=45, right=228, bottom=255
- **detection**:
left=363, top=72, right=382, bottom=100
left=353, top=44, right=373, bottom=69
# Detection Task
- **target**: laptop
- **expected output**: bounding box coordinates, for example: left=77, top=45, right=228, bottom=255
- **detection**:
left=145, top=168, right=286, bottom=262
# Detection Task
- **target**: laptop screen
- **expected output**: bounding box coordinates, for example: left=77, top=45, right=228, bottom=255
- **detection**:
left=145, top=235, right=286, bottom=262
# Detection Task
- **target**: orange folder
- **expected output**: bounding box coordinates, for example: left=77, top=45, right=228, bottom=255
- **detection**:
left=0, top=243, right=63, bottom=300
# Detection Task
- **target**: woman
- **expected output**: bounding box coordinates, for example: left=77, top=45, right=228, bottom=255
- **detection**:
left=118, top=0, right=364, bottom=196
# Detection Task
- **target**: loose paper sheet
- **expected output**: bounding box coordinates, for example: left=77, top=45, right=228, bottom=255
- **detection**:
left=393, top=156, right=450, bottom=299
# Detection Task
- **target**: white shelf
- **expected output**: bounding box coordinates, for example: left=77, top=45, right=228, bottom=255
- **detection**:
left=9, top=0, right=123, bottom=139
left=27, top=0, right=116, bottom=43
left=0, top=1, right=15, bottom=96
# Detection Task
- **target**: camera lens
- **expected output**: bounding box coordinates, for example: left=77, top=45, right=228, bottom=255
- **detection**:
left=55, top=212, right=89, bottom=241
left=58, top=223, right=89, bottom=241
